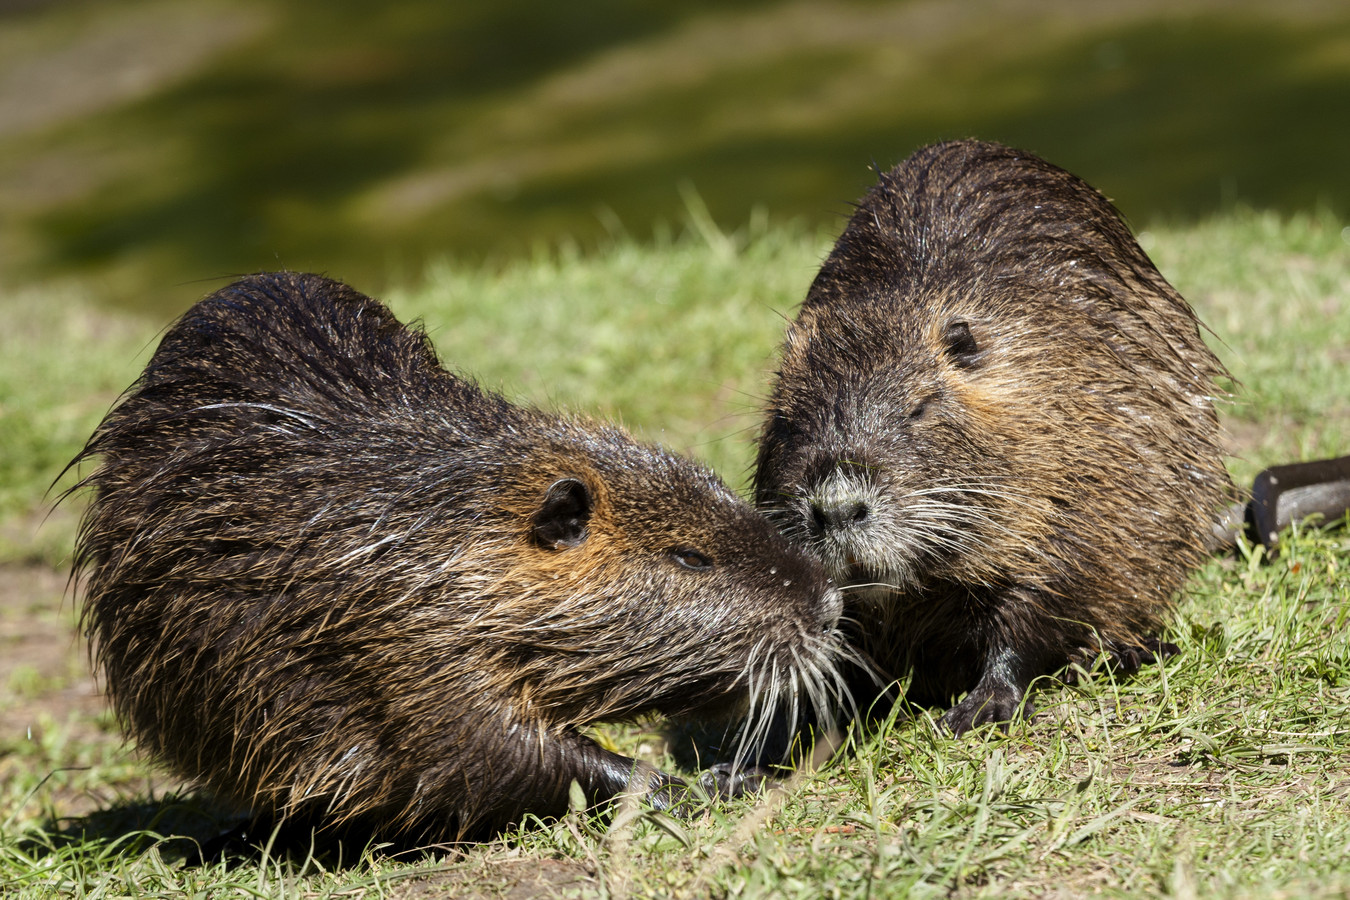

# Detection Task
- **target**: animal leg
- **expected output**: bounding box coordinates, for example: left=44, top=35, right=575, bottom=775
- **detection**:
left=940, top=643, right=1041, bottom=735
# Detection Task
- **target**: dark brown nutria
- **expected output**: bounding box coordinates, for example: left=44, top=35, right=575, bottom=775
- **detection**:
left=753, top=140, right=1232, bottom=735
left=69, top=271, right=848, bottom=843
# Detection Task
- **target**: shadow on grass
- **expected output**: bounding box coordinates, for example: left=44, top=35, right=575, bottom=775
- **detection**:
left=19, top=794, right=238, bottom=863
left=19, top=793, right=433, bottom=869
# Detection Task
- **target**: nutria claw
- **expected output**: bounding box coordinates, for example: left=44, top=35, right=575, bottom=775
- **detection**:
left=941, top=696, right=1031, bottom=737
left=1106, top=638, right=1180, bottom=677
left=629, top=764, right=776, bottom=820
left=939, top=647, right=1038, bottom=735
left=699, top=762, right=777, bottom=799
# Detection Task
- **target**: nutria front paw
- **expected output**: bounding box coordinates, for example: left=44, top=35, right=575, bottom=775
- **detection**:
left=1108, top=637, right=1180, bottom=676
left=643, top=764, right=777, bottom=818
left=941, top=688, right=1033, bottom=735
left=643, top=772, right=695, bottom=816
left=699, top=762, right=778, bottom=799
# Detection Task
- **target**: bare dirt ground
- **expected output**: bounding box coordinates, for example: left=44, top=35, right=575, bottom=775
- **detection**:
left=0, top=563, right=119, bottom=815
left=384, top=859, right=597, bottom=900
left=0, top=564, right=98, bottom=738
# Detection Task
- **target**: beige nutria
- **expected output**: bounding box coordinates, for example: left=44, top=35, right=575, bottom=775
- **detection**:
left=69, top=272, right=847, bottom=843
left=754, top=140, right=1232, bottom=735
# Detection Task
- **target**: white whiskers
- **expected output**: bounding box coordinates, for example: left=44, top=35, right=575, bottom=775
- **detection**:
left=728, top=624, right=862, bottom=769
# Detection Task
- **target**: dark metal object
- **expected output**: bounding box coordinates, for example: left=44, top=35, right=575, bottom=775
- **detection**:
left=1212, top=455, right=1350, bottom=552
left=1250, top=455, right=1350, bottom=549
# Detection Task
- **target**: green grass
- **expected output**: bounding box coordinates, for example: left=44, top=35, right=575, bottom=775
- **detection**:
left=1, top=210, right=1348, bottom=898
left=1142, top=209, right=1350, bottom=482
left=0, top=284, right=155, bottom=565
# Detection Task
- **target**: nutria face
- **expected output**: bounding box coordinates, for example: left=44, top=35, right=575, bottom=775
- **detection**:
left=754, top=297, right=1029, bottom=599
left=501, top=434, right=847, bottom=740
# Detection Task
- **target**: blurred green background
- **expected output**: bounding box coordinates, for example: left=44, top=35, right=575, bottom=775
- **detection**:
left=2, top=0, right=1349, bottom=315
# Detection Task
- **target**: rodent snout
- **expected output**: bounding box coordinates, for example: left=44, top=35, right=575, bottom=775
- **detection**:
left=804, top=465, right=876, bottom=540
left=809, top=496, right=870, bottom=535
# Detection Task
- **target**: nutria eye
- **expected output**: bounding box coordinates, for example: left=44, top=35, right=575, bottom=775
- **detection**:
left=670, top=548, right=713, bottom=570
left=943, top=320, right=981, bottom=368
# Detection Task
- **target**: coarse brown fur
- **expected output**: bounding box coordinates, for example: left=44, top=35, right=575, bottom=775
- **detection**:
left=753, top=140, right=1232, bottom=735
left=69, top=272, right=847, bottom=844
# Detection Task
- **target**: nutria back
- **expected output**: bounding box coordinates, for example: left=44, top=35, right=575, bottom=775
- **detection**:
left=754, top=140, right=1231, bottom=734
left=71, top=272, right=845, bottom=842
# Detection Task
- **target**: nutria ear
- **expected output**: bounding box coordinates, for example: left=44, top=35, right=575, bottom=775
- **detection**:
left=532, top=478, right=591, bottom=550
left=942, top=320, right=981, bottom=368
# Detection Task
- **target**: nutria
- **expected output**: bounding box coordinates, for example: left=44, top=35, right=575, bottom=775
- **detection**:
left=68, top=271, right=847, bottom=843
left=753, top=140, right=1232, bottom=735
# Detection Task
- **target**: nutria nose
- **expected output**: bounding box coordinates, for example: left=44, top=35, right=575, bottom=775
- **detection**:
left=809, top=497, right=870, bottom=534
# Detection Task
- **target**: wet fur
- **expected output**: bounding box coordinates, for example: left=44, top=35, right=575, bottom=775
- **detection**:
left=754, top=141, right=1232, bottom=734
left=70, top=272, right=847, bottom=842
